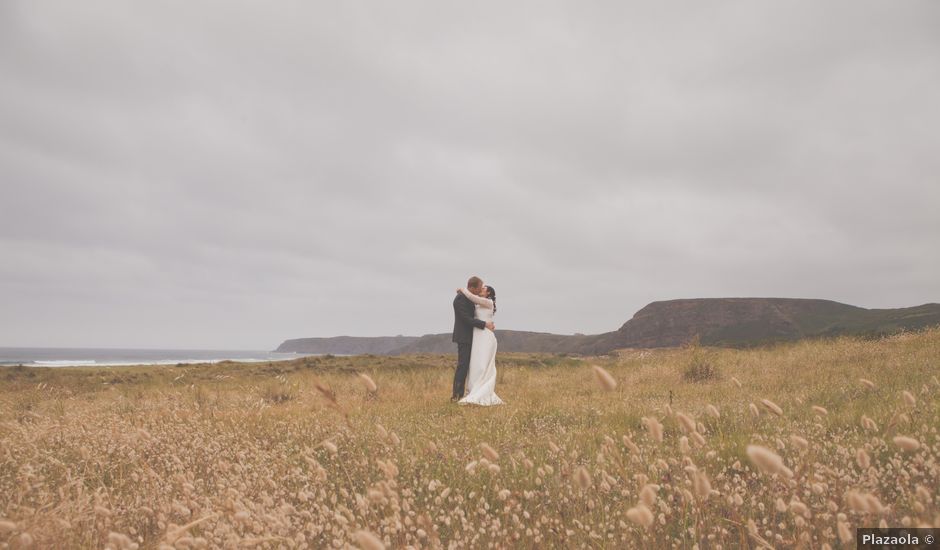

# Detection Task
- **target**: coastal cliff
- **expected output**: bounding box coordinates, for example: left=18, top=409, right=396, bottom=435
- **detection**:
left=276, top=298, right=940, bottom=355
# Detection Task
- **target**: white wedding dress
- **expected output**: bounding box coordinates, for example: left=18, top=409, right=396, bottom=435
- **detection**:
left=459, top=290, right=503, bottom=406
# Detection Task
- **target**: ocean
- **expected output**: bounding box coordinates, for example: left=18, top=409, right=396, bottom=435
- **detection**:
left=0, top=347, right=316, bottom=367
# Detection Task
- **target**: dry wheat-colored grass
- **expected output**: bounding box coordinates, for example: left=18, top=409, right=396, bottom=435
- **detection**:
left=2, top=329, right=940, bottom=548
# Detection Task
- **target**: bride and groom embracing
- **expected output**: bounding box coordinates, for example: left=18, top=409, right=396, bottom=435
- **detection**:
left=451, top=276, right=504, bottom=406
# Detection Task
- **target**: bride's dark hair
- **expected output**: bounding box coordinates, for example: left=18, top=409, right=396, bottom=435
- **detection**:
left=486, top=286, right=496, bottom=313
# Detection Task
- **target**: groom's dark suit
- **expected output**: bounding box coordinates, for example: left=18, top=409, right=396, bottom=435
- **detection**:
left=452, top=292, right=486, bottom=399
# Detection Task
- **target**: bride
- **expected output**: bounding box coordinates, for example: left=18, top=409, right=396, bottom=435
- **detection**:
left=456, top=285, right=504, bottom=406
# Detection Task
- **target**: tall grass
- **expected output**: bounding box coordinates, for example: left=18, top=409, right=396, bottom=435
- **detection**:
left=1, top=328, right=939, bottom=548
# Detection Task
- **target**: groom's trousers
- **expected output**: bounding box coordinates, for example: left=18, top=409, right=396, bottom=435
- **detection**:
left=453, top=343, right=472, bottom=398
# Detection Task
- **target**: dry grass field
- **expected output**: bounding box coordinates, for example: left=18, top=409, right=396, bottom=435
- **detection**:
left=1, top=329, right=939, bottom=549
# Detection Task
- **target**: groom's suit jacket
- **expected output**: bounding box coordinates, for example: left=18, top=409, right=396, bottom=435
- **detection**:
left=453, top=293, right=485, bottom=344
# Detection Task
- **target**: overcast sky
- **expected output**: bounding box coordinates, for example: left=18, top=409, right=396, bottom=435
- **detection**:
left=2, top=1, right=938, bottom=349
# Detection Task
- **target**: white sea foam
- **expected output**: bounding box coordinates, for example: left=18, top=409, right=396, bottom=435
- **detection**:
left=30, top=358, right=284, bottom=368
left=0, top=348, right=311, bottom=368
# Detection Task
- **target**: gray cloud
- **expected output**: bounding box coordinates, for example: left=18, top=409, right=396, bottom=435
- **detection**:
left=2, top=0, right=938, bottom=348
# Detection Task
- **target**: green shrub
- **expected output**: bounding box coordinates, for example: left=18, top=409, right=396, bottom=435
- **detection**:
left=683, top=336, right=720, bottom=382
left=260, top=381, right=296, bottom=404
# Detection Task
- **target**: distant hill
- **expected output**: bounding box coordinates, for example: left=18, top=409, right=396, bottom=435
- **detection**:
left=389, top=330, right=598, bottom=355
left=275, top=335, right=420, bottom=355
left=580, top=298, right=940, bottom=353
left=275, top=298, right=940, bottom=355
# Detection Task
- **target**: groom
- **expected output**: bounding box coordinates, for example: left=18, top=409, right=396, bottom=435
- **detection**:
left=452, top=276, right=495, bottom=402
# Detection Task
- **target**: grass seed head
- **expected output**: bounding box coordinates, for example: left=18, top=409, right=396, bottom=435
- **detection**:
left=901, top=390, right=916, bottom=407
left=480, top=443, right=499, bottom=462
left=354, top=530, right=385, bottom=550
left=856, top=448, right=870, bottom=469
left=640, top=484, right=658, bottom=507
left=760, top=399, right=783, bottom=416
left=358, top=373, right=377, bottom=393
left=626, top=505, right=654, bottom=528
left=693, top=471, right=711, bottom=500
left=746, top=445, right=793, bottom=478
left=642, top=417, right=664, bottom=443
left=592, top=365, right=617, bottom=391
left=0, top=520, right=17, bottom=533
left=837, top=521, right=853, bottom=543
left=575, top=466, right=592, bottom=490
left=893, top=436, right=920, bottom=451
left=846, top=491, right=869, bottom=513
left=108, top=532, right=136, bottom=550
left=789, top=500, right=809, bottom=517
left=676, top=412, right=696, bottom=433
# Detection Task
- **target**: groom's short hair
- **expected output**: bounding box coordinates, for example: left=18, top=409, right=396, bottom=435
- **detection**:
left=467, top=276, right=483, bottom=290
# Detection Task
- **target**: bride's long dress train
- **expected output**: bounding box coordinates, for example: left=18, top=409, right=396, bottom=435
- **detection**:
left=459, top=302, right=503, bottom=406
